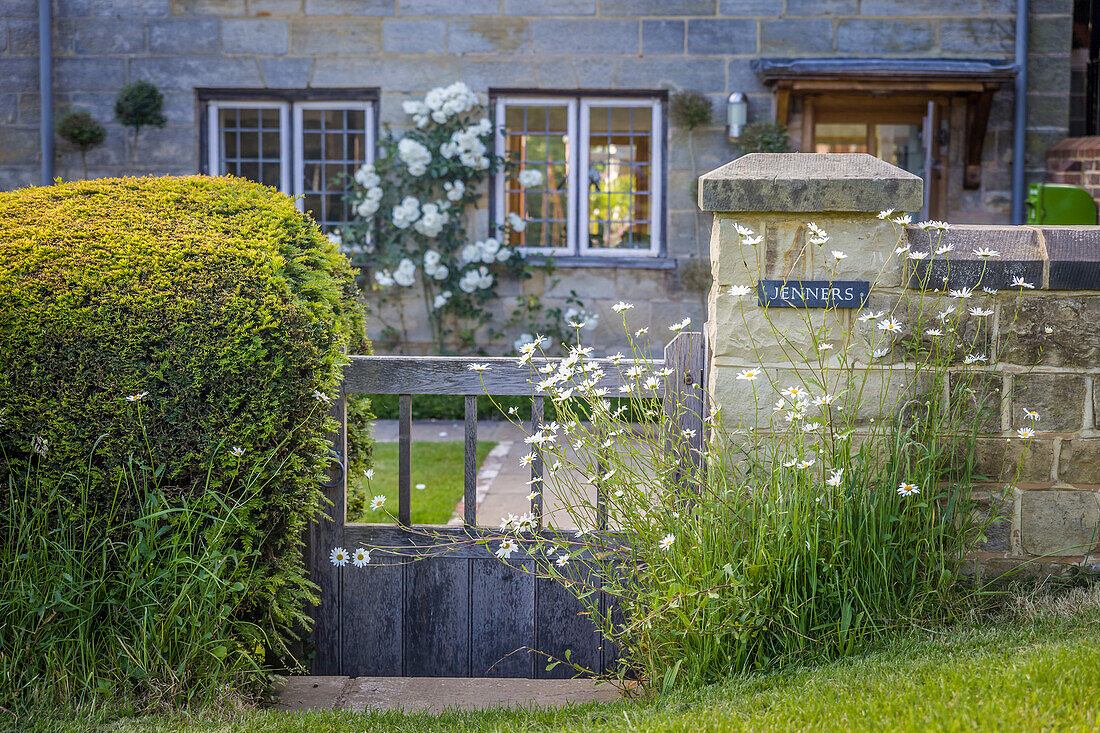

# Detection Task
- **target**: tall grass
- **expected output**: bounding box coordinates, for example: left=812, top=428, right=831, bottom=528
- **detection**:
left=459, top=217, right=1033, bottom=690
left=0, top=444, right=281, bottom=719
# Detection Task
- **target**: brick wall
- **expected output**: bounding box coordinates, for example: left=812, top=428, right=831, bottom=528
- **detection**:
left=1046, top=136, right=1100, bottom=203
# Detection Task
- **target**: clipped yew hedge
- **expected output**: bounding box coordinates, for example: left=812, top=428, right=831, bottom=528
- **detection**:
left=0, top=175, right=366, bottom=663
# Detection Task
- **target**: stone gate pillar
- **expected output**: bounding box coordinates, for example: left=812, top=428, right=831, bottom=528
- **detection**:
left=697, top=153, right=924, bottom=428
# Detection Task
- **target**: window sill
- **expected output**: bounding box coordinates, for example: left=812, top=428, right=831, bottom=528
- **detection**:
left=521, top=255, right=678, bottom=270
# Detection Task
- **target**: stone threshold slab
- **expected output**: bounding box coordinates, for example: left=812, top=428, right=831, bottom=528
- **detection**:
left=274, top=676, right=621, bottom=713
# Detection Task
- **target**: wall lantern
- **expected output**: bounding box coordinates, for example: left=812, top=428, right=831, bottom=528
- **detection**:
left=727, top=92, right=748, bottom=140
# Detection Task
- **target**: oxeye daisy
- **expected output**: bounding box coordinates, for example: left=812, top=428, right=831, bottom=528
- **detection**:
left=467, top=363, right=491, bottom=372
left=925, top=328, right=943, bottom=336
left=1010, top=276, right=1035, bottom=289
left=826, top=469, right=844, bottom=487
left=935, top=243, right=954, bottom=255
left=831, top=250, right=848, bottom=260
left=125, top=391, right=149, bottom=402
left=872, top=347, right=890, bottom=358
left=897, top=482, right=920, bottom=497
left=972, top=247, right=1000, bottom=258
left=669, top=318, right=692, bottom=332
left=634, top=327, right=649, bottom=337
left=877, top=317, right=902, bottom=334
left=728, top=285, right=753, bottom=297
left=734, top=223, right=756, bottom=237
left=555, top=553, right=571, bottom=567
left=893, top=214, right=912, bottom=226
left=364, top=468, right=375, bottom=480
left=495, top=539, right=518, bottom=559
left=736, top=368, right=761, bottom=381
left=1022, top=408, right=1040, bottom=421
left=329, top=547, right=350, bottom=567
left=1017, top=426, right=1036, bottom=439
left=949, top=287, right=974, bottom=299
left=230, top=446, right=246, bottom=458
left=352, top=548, right=371, bottom=568
left=907, top=250, right=929, bottom=261
left=781, top=386, right=806, bottom=399
left=520, top=452, right=537, bottom=466
left=969, top=307, right=994, bottom=317
left=659, top=533, right=675, bottom=550
left=612, top=301, right=635, bottom=313
left=877, top=208, right=895, bottom=220
left=370, top=495, right=386, bottom=511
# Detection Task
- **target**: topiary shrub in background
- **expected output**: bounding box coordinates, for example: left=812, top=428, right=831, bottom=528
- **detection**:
left=55, top=109, right=107, bottom=180
left=0, top=176, right=366, bottom=704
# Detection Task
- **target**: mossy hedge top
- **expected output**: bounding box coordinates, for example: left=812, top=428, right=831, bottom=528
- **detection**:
left=0, top=175, right=365, bottom=500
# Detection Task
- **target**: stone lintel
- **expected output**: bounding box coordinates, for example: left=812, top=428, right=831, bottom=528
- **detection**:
left=697, top=153, right=924, bottom=214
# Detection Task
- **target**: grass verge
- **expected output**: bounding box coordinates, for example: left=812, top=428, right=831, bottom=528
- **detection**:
left=35, top=584, right=1100, bottom=733
left=348, top=440, right=496, bottom=524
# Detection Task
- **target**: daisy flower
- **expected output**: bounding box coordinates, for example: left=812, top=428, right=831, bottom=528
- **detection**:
left=877, top=318, right=902, bottom=334
left=634, top=327, right=649, bottom=337
left=734, top=223, right=756, bottom=237
left=468, top=363, right=491, bottom=372
left=893, top=214, right=912, bottom=226
left=555, top=553, right=571, bottom=567
left=728, top=285, right=753, bottom=297
left=831, top=250, right=848, bottom=260
left=907, top=250, right=929, bottom=260
left=1017, top=426, right=1036, bottom=439
left=1022, top=408, right=1040, bottom=421
left=370, top=495, right=386, bottom=511
left=797, top=459, right=815, bottom=469
left=659, top=533, right=675, bottom=550
left=877, top=208, right=895, bottom=220
left=365, top=468, right=375, bottom=479
left=897, top=482, right=919, bottom=497
left=736, top=368, right=761, bottom=381
left=520, top=452, right=537, bottom=467
left=352, top=548, right=371, bottom=568
left=925, top=328, right=943, bottom=337
left=612, top=301, right=635, bottom=313
left=126, top=391, right=149, bottom=402
left=669, top=318, right=692, bottom=332
left=963, top=353, right=988, bottom=364
left=872, top=347, right=890, bottom=358
left=1010, top=276, right=1035, bottom=289
left=495, top=539, right=518, bottom=559
left=949, top=287, right=974, bottom=299
left=330, top=547, right=350, bottom=567
left=972, top=247, right=999, bottom=258
left=826, top=469, right=843, bottom=487
left=969, top=307, right=994, bottom=317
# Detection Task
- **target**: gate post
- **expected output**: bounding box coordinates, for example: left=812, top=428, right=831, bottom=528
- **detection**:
left=697, top=153, right=923, bottom=430
left=309, top=386, right=347, bottom=674
left=663, top=331, right=708, bottom=490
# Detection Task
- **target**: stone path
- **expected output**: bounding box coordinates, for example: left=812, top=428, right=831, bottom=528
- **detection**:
left=275, top=676, right=620, bottom=713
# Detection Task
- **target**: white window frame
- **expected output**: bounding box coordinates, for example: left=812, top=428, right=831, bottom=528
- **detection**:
left=494, top=96, right=578, bottom=256
left=206, top=100, right=291, bottom=194
left=494, top=95, right=664, bottom=259
left=292, top=101, right=376, bottom=215
left=578, top=97, right=663, bottom=258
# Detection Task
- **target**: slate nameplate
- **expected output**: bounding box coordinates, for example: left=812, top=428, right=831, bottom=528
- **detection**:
left=757, top=279, right=870, bottom=308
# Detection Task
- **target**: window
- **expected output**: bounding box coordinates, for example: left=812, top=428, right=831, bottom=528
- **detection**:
left=494, top=94, right=664, bottom=258
left=204, top=94, right=375, bottom=232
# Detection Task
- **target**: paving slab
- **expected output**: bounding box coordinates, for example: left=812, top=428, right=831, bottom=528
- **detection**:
left=275, top=676, right=621, bottom=713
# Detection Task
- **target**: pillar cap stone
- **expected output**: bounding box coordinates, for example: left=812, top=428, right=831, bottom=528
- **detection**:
left=698, top=153, right=924, bottom=214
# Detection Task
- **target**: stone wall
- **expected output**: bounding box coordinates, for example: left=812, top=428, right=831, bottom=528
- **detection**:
left=701, top=152, right=1100, bottom=582
left=1046, top=135, right=1100, bottom=203
left=0, top=0, right=1073, bottom=352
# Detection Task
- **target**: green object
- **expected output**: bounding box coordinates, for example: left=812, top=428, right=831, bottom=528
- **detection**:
left=0, top=176, right=367, bottom=682
left=1025, top=182, right=1098, bottom=225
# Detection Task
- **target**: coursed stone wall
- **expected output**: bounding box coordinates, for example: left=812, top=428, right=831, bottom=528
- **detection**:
left=702, top=153, right=1100, bottom=581
left=0, top=0, right=1072, bottom=353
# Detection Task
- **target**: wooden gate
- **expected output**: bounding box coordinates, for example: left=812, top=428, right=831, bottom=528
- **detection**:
left=308, top=332, right=706, bottom=677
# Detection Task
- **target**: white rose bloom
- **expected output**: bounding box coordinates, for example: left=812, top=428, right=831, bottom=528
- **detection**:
left=326, top=231, right=342, bottom=248
left=393, top=258, right=417, bottom=287
left=443, top=180, right=465, bottom=202
left=460, top=242, right=481, bottom=264
left=432, top=264, right=448, bottom=280
left=433, top=290, right=452, bottom=309
left=354, top=163, right=381, bottom=188
left=514, top=333, right=534, bottom=352
left=431, top=109, right=447, bottom=124
left=506, top=212, right=527, bottom=232
left=374, top=269, right=395, bottom=288
left=391, top=196, right=421, bottom=229
left=424, top=249, right=441, bottom=270
left=458, top=269, right=479, bottom=293
left=413, top=202, right=447, bottom=238
left=477, top=266, right=493, bottom=290
left=496, top=246, right=512, bottom=262
left=481, top=237, right=500, bottom=259
left=366, top=186, right=383, bottom=201
left=397, top=138, right=432, bottom=177
left=356, top=197, right=380, bottom=218
left=517, top=169, right=543, bottom=188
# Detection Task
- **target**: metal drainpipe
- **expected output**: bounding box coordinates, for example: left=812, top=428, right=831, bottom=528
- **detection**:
left=39, top=0, right=53, bottom=186
left=1011, top=0, right=1029, bottom=224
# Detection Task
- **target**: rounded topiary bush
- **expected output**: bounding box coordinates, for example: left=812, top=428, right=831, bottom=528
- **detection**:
left=0, top=175, right=365, bottom=672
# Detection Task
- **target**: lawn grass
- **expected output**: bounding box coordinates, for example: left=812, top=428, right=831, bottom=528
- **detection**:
left=45, top=585, right=1100, bottom=733
left=348, top=440, right=496, bottom=525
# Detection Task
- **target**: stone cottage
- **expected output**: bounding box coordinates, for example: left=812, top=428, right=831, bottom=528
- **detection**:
left=0, top=0, right=1075, bottom=352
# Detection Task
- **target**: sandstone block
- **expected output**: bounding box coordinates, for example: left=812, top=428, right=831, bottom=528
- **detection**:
left=940, top=19, right=1014, bottom=56
left=529, top=20, right=637, bottom=55
left=399, top=0, right=498, bottom=13
left=303, top=0, right=392, bottom=14
left=836, top=20, right=933, bottom=54
left=448, top=18, right=529, bottom=54
left=382, top=18, right=447, bottom=54
left=1000, top=295, right=1100, bottom=368
left=501, top=0, right=595, bottom=14
left=699, top=154, right=923, bottom=214
left=686, top=19, right=757, bottom=55
left=642, top=19, right=684, bottom=55
left=72, top=19, right=146, bottom=54
left=291, top=18, right=382, bottom=55
left=223, top=19, right=288, bottom=54
left=1059, top=440, right=1100, bottom=485
left=614, top=56, right=727, bottom=92
left=149, top=18, right=220, bottom=53
left=719, top=0, right=781, bottom=14
left=599, top=0, right=714, bottom=15
left=1011, top=374, right=1086, bottom=432
left=1020, top=490, right=1100, bottom=556
left=760, top=19, right=834, bottom=55
left=974, top=437, right=1054, bottom=485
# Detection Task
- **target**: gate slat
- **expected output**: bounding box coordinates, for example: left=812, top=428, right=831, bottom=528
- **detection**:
left=398, top=394, right=411, bottom=527
left=341, top=558, right=403, bottom=676
left=309, top=390, right=345, bottom=674
left=535, top=569, right=604, bottom=679
left=404, top=557, right=470, bottom=677
left=470, top=558, right=535, bottom=677
left=464, top=395, right=477, bottom=526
